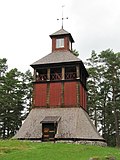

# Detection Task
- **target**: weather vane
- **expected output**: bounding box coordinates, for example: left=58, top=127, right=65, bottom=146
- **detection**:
left=57, top=5, right=68, bottom=29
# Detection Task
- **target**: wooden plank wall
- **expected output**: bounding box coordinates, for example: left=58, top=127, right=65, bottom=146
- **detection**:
left=64, top=82, right=77, bottom=107
left=49, top=83, right=62, bottom=106
left=33, top=82, right=87, bottom=110
left=34, top=84, right=47, bottom=106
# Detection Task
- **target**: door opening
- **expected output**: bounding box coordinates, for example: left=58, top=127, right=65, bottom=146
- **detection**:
left=40, top=116, right=60, bottom=142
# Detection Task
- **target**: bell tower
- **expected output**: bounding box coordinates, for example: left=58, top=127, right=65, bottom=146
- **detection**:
left=31, top=27, right=88, bottom=110
left=14, top=27, right=106, bottom=145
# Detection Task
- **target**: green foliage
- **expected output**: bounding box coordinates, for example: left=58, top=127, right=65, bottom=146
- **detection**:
left=0, top=58, right=33, bottom=139
left=0, top=140, right=120, bottom=160
left=86, top=51, right=100, bottom=127
left=71, top=49, right=79, bottom=57
left=0, top=58, right=8, bottom=77
left=86, top=49, right=120, bottom=147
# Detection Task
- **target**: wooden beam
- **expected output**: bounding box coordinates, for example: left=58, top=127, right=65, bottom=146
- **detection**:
left=46, top=83, right=50, bottom=107
left=76, top=82, right=80, bottom=107
left=62, top=67, right=65, bottom=80
left=33, top=69, right=37, bottom=81
left=76, top=65, right=80, bottom=79
left=47, top=68, right=50, bottom=80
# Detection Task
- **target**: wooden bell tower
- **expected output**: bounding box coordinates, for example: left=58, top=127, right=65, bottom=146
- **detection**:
left=15, top=27, right=105, bottom=145
left=31, top=28, right=89, bottom=111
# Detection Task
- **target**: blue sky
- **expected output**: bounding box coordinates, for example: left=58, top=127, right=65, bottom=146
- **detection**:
left=0, top=0, right=120, bottom=72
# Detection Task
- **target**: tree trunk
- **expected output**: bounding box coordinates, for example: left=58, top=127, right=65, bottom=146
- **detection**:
left=113, top=91, right=120, bottom=147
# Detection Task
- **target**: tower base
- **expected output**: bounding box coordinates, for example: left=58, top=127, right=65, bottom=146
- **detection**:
left=14, top=107, right=106, bottom=146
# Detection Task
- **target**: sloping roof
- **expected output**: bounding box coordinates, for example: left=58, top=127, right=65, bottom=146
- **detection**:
left=14, top=108, right=104, bottom=141
left=50, top=28, right=74, bottom=42
left=40, top=116, right=61, bottom=123
left=31, top=51, right=81, bottom=67
left=50, top=28, right=70, bottom=36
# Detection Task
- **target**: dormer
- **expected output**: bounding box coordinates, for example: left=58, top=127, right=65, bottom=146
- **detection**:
left=50, top=28, right=74, bottom=52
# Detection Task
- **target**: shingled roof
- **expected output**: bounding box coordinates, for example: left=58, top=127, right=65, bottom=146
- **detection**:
left=14, top=108, right=105, bottom=144
left=31, top=51, right=81, bottom=67
left=50, top=28, right=74, bottom=42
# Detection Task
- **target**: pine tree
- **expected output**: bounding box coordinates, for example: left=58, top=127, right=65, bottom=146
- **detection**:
left=86, top=49, right=120, bottom=147
left=0, top=59, right=33, bottom=139
left=85, top=51, right=101, bottom=128
left=99, top=49, right=120, bottom=146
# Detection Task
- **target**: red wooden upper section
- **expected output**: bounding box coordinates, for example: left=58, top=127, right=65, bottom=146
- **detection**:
left=31, top=28, right=89, bottom=111
left=33, top=82, right=87, bottom=109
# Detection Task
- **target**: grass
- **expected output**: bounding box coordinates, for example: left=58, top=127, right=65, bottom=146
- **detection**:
left=0, top=140, right=120, bottom=160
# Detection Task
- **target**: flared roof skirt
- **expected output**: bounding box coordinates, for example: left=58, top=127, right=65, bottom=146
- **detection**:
left=14, top=108, right=104, bottom=141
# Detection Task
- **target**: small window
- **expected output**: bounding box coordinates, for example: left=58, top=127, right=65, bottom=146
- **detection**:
left=56, top=38, right=64, bottom=48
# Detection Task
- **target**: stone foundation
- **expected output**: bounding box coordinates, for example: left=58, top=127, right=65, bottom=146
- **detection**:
left=56, top=140, right=107, bottom=146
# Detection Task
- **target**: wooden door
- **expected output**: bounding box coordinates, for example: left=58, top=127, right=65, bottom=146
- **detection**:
left=42, top=123, right=56, bottom=141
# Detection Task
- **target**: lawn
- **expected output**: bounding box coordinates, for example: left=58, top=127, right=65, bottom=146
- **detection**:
left=0, top=140, right=120, bottom=160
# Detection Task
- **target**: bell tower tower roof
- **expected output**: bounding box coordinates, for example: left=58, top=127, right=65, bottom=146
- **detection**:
left=50, top=28, right=74, bottom=42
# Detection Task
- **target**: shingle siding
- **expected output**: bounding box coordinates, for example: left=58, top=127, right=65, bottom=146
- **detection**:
left=14, top=108, right=104, bottom=141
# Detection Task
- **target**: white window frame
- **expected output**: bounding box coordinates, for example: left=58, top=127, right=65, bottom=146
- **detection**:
left=56, top=38, right=64, bottom=48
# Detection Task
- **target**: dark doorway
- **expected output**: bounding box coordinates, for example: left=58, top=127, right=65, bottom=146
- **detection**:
left=42, top=123, right=57, bottom=141
left=40, top=116, right=60, bottom=142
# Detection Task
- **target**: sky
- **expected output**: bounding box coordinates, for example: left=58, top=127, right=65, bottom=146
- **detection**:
left=0, top=0, right=120, bottom=72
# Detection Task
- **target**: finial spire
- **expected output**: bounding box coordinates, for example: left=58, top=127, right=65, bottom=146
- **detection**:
left=57, top=5, right=68, bottom=29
